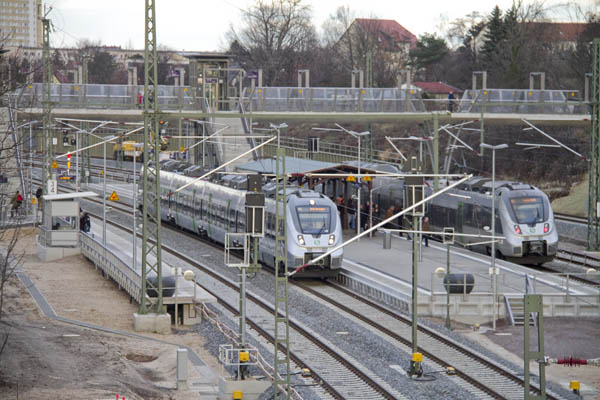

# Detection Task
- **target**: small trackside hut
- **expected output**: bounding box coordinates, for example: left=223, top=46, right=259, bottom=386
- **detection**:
left=36, top=191, right=98, bottom=262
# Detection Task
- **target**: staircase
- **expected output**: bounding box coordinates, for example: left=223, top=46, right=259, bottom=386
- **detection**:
left=505, top=296, right=536, bottom=326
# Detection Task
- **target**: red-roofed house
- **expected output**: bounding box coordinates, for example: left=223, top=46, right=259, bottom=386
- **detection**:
left=473, top=22, right=587, bottom=53
left=336, top=18, right=417, bottom=86
left=522, top=22, right=586, bottom=50
left=353, top=19, right=418, bottom=53
left=411, top=81, right=463, bottom=99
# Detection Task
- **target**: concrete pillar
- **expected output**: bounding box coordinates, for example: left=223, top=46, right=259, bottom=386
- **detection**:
left=257, top=69, right=263, bottom=87
left=176, top=67, right=185, bottom=86
left=352, top=70, right=364, bottom=88
left=177, top=348, right=188, bottom=390
left=529, top=72, right=546, bottom=90
left=297, top=69, right=310, bottom=88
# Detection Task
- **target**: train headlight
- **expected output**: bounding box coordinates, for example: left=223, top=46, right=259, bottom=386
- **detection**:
left=328, top=235, right=335, bottom=245
left=514, top=225, right=522, bottom=235
left=297, top=235, right=305, bottom=245
left=544, top=223, right=549, bottom=233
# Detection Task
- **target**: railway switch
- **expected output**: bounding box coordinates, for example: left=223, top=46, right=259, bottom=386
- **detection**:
left=301, top=368, right=311, bottom=377
left=446, top=366, right=456, bottom=375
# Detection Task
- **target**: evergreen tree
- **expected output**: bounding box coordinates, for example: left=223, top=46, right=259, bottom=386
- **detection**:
left=409, top=34, right=450, bottom=81
left=481, top=6, right=505, bottom=69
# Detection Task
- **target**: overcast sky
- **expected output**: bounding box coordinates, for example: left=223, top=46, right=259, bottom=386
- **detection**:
left=47, top=0, right=593, bottom=51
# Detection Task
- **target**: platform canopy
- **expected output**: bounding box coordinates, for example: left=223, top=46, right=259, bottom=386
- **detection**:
left=235, top=157, right=336, bottom=175
left=42, top=191, right=99, bottom=201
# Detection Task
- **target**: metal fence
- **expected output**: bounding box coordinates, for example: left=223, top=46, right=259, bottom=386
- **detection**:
left=9, top=83, right=591, bottom=116
left=11, top=83, right=201, bottom=110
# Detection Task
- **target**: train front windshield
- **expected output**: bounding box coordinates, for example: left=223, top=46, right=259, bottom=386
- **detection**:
left=509, top=197, right=546, bottom=224
left=296, top=206, right=331, bottom=234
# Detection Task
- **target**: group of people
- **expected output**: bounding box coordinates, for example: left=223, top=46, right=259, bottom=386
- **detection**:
left=336, top=197, right=431, bottom=246
left=336, top=196, right=381, bottom=233
left=9, top=188, right=91, bottom=233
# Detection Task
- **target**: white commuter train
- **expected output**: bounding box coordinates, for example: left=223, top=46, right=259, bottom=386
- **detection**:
left=426, top=177, right=558, bottom=264
left=142, top=167, right=344, bottom=278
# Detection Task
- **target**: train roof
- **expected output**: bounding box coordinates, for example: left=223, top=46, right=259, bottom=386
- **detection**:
left=452, top=177, right=537, bottom=193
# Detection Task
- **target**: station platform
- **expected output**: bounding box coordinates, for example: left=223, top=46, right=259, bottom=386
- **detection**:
left=341, top=231, right=600, bottom=322
left=81, top=180, right=599, bottom=323
left=84, top=214, right=217, bottom=314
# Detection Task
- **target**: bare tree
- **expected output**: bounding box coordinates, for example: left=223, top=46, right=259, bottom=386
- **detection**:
left=226, top=0, right=317, bottom=86
left=0, top=39, right=31, bottom=362
left=323, top=10, right=413, bottom=87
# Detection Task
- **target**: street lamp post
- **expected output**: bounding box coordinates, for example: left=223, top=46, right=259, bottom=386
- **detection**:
left=480, top=143, right=508, bottom=331
left=103, top=140, right=107, bottom=246
left=269, top=122, right=288, bottom=148
left=311, top=125, right=369, bottom=238
left=132, top=143, right=143, bottom=272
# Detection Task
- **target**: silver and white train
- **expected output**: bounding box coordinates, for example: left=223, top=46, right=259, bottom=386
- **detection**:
left=142, top=168, right=344, bottom=278
left=426, top=177, right=558, bottom=264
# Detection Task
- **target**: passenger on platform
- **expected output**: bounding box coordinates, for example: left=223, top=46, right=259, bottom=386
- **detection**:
left=337, top=195, right=344, bottom=220
left=394, top=204, right=404, bottom=237
left=362, top=202, right=370, bottom=231
left=11, top=190, right=23, bottom=217
left=422, top=216, right=430, bottom=247
left=137, top=90, right=143, bottom=108
left=80, top=212, right=91, bottom=233
left=385, top=205, right=395, bottom=229
left=35, top=187, right=42, bottom=201
left=347, top=197, right=356, bottom=230
left=373, top=203, right=379, bottom=227
left=448, top=91, right=455, bottom=112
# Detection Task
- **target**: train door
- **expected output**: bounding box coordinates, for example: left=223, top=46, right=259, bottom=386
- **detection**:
left=191, top=189, right=197, bottom=232
left=456, top=202, right=464, bottom=245
left=166, top=176, right=174, bottom=222
left=207, top=193, right=213, bottom=237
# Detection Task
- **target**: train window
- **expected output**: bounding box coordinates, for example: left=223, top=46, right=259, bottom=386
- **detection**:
left=229, top=208, right=236, bottom=230
left=266, top=213, right=274, bottom=237
left=509, top=197, right=545, bottom=224
left=237, top=212, right=245, bottom=233
left=296, top=206, right=331, bottom=234
left=464, top=204, right=474, bottom=225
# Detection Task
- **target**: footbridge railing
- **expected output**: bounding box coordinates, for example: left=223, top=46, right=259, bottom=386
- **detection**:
left=9, top=83, right=591, bottom=117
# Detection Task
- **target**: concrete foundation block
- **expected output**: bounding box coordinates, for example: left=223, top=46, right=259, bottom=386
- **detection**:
left=133, top=312, right=171, bottom=334
left=217, top=376, right=270, bottom=400
left=183, top=303, right=202, bottom=325
left=36, top=240, right=81, bottom=262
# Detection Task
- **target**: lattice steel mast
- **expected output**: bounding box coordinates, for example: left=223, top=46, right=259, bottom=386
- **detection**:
left=41, top=17, right=52, bottom=206
left=140, top=0, right=164, bottom=313
left=274, top=148, right=291, bottom=397
left=588, top=39, right=600, bottom=250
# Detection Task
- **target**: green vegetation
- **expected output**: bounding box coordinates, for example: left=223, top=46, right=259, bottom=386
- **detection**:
left=552, top=174, right=589, bottom=217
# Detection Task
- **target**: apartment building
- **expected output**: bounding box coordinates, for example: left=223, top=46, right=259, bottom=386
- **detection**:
left=0, top=0, right=42, bottom=47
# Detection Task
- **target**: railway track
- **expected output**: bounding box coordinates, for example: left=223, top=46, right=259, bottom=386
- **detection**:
left=85, top=209, right=403, bottom=400
left=42, top=177, right=399, bottom=398
left=41, top=173, right=577, bottom=399
left=294, top=281, right=564, bottom=400
left=554, top=213, right=587, bottom=225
